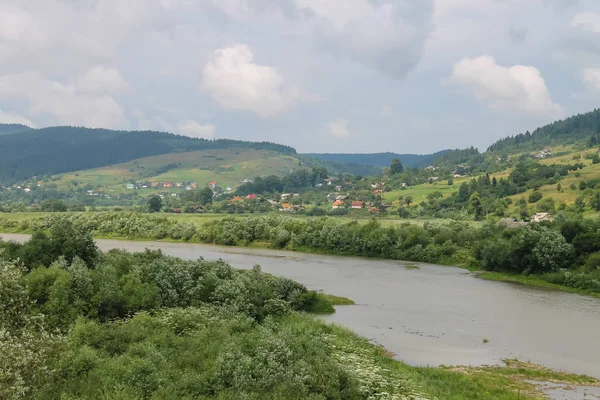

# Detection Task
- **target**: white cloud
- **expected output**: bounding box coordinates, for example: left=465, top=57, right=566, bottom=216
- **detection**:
left=0, top=110, right=36, bottom=127
left=295, top=0, right=434, bottom=79
left=177, top=120, right=216, bottom=139
left=328, top=118, right=356, bottom=138
left=76, top=66, right=131, bottom=95
left=0, top=71, right=129, bottom=129
left=202, top=44, right=306, bottom=118
left=448, top=56, right=562, bottom=116
left=583, top=68, right=600, bottom=90
left=572, top=11, right=600, bottom=33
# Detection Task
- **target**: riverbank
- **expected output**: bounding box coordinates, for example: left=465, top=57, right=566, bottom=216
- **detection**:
left=1, top=222, right=599, bottom=300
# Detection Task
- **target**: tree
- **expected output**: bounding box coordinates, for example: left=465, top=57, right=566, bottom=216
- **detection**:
left=579, top=181, right=587, bottom=191
left=41, top=199, right=67, bottom=212
left=148, top=195, right=162, bottom=213
left=404, top=196, right=413, bottom=206
left=389, top=158, right=404, bottom=175
left=448, top=178, right=454, bottom=186
left=469, top=191, right=484, bottom=221
left=575, top=196, right=586, bottom=213
left=492, top=177, right=498, bottom=187
left=591, top=193, right=600, bottom=211
left=556, top=183, right=562, bottom=192
left=198, top=187, right=214, bottom=205
left=528, top=191, right=543, bottom=203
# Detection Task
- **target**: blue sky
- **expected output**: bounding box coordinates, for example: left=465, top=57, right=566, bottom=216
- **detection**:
left=1, top=0, right=600, bottom=154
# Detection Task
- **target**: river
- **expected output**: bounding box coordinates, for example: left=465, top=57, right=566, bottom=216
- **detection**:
left=3, top=233, right=600, bottom=378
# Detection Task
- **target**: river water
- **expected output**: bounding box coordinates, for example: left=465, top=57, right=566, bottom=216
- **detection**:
left=3, top=233, right=600, bottom=378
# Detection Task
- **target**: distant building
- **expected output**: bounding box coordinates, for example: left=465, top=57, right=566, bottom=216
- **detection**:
left=246, top=194, right=257, bottom=199
left=126, top=183, right=135, bottom=189
left=231, top=196, right=243, bottom=202
left=531, top=213, right=553, bottom=223
left=209, top=181, right=217, bottom=189
left=163, top=182, right=173, bottom=188
left=332, top=200, right=345, bottom=209
left=351, top=201, right=365, bottom=209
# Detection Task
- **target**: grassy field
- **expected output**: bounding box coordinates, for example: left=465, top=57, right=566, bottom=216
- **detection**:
left=45, top=148, right=301, bottom=193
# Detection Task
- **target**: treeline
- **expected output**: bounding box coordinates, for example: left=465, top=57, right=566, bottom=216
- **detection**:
left=488, top=108, right=600, bottom=152
left=0, top=125, right=296, bottom=183
left=236, top=167, right=330, bottom=195
left=2, top=213, right=598, bottom=294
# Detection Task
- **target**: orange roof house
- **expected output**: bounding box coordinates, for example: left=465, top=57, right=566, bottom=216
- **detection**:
left=231, top=196, right=243, bottom=202
left=332, top=200, right=345, bottom=209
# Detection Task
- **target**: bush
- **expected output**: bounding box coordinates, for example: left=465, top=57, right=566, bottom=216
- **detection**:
left=528, top=191, right=543, bottom=203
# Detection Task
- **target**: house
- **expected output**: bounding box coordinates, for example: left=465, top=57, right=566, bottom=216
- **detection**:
left=246, top=194, right=257, bottom=199
left=231, top=196, right=243, bottom=202
left=497, top=218, right=527, bottom=229
left=373, top=190, right=382, bottom=195
left=163, top=182, right=173, bottom=188
left=170, top=193, right=178, bottom=197
left=351, top=201, right=365, bottom=209
left=280, top=203, right=294, bottom=212
left=281, top=193, right=291, bottom=200
left=425, top=166, right=437, bottom=171
left=332, top=200, right=345, bottom=209
left=241, top=178, right=253, bottom=184
left=531, top=213, right=553, bottom=223
left=336, top=195, right=348, bottom=201
left=151, top=182, right=159, bottom=188
left=126, top=183, right=135, bottom=190
left=226, top=186, right=232, bottom=192
left=429, top=177, right=439, bottom=183
left=24, top=188, right=31, bottom=193
left=401, top=183, right=409, bottom=188
left=209, top=181, right=217, bottom=189
left=268, top=200, right=279, bottom=206
left=537, top=149, right=552, bottom=159
left=173, top=208, right=182, bottom=214
left=327, top=177, right=338, bottom=185
left=175, top=182, right=184, bottom=188
left=190, top=183, right=198, bottom=189
left=335, top=185, right=342, bottom=191
left=454, top=174, right=462, bottom=178
left=315, top=183, right=323, bottom=188
left=188, top=205, right=205, bottom=214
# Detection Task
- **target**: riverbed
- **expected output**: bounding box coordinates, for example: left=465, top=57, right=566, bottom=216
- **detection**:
left=3, top=233, right=600, bottom=378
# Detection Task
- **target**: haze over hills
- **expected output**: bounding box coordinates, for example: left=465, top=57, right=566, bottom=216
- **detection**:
left=0, top=123, right=32, bottom=135
left=306, top=151, right=450, bottom=169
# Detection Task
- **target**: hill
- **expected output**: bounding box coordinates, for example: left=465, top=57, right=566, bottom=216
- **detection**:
left=0, top=125, right=295, bottom=184
left=46, top=148, right=303, bottom=193
left=0, top=123, right=32, bottom=135
left=488, top=108, right=600, bottom=153
left=305, top=151, right=450, bottom=169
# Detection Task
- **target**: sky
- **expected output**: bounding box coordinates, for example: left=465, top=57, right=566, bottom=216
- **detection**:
left=1, top=0, right=600, bottom=154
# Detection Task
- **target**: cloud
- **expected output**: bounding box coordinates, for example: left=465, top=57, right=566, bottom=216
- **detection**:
left=295, top=0, right=434, bottom=79
left=202, top=44, right=306, bottom=118
left=76, top=66, right=131, bottom=96
left=448, top=56, right=562, bottom=117
left=382, top=106, right=393, bottom=117
left=177, top=120, right=216, bottom=139
left=328, top=118, right=356, bottom=138
left=583, top=68, right=600, bottom=90
left=572, top=11, right=600, bottom=33
left=0, top=71, right=129, bottom=129
left=0, top=110, right=36, bottom=127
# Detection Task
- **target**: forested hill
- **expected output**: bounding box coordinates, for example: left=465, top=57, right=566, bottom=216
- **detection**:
left=488, top=108, right=600, bottom=153
left=0, top=123, right=32, bottom=135
left=0, top=125, right=296, bottom=183
left=306, top=150, right=450, bottom=169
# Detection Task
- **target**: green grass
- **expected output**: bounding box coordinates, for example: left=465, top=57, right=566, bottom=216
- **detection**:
left=45, top=148, right=302, bottom=193
left=477, top=271, right=600, bottom=299
left=404, top=264, right=421, bottom=270
left=320, top=293, right=356, bottom=306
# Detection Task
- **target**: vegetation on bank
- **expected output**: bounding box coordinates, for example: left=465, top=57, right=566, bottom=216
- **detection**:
left=2, top=212, right=600, bottom=297
left=1, top=222, right=583, bottom=400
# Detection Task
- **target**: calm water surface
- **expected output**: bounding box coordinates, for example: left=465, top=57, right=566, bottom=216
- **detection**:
left=3, top=233, right=600, bottom=378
